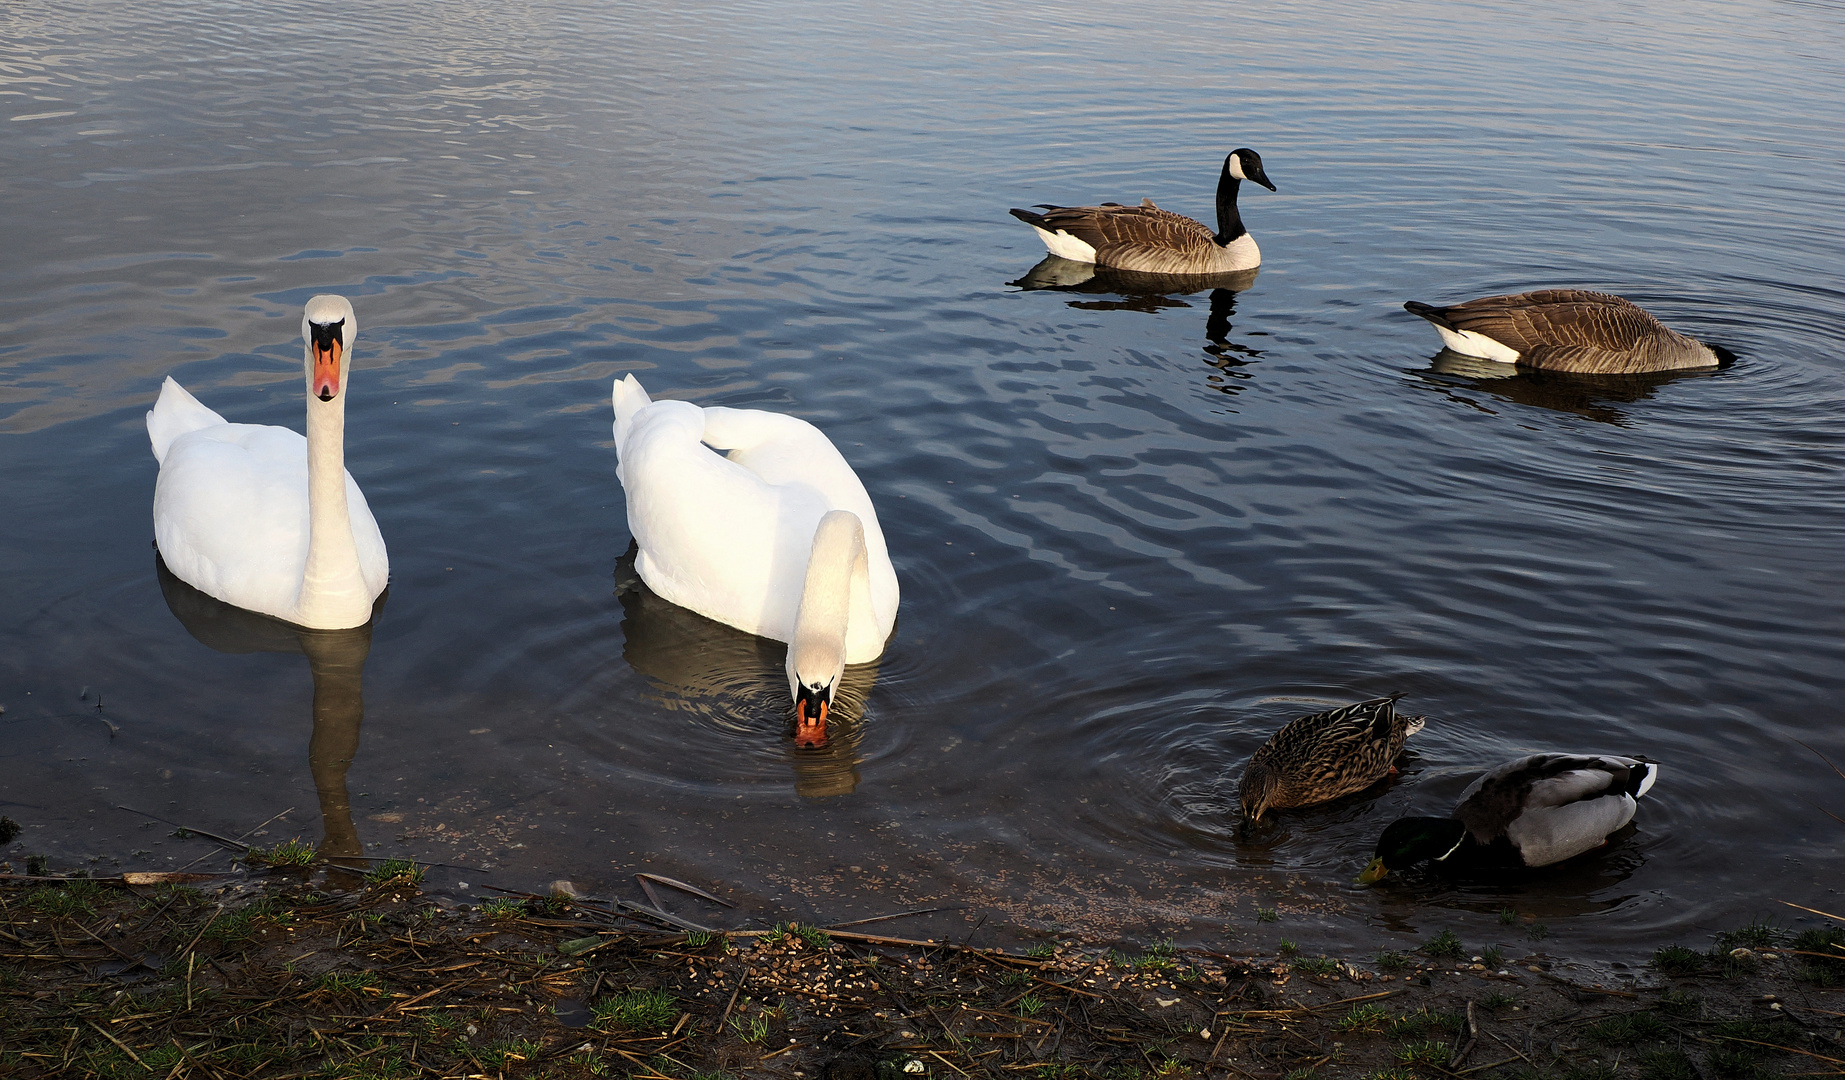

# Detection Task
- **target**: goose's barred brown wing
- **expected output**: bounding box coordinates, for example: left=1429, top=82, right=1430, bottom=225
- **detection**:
left=1436, top=291, right=1670, bottom=354
left=1029, top=203, right=1219, bottom=260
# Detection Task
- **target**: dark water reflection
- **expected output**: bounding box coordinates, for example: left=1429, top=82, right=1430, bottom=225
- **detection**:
left=614, top=548, right=876, bottom=799
left=155, top=557, right=380, bottom=873
left=4, top=0, right=1845, bottom=961
left=1410, top=350, right=1728, bottom=426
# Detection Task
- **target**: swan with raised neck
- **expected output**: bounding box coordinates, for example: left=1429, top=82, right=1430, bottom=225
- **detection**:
left=295, top=295, right=375, bottom=628
left=147, top=295, right=388, bottom=630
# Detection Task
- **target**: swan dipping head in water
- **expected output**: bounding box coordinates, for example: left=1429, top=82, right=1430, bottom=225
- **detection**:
left=610, top=374, right=900, bottom=747
left=787, top=509, right=875, bottom=747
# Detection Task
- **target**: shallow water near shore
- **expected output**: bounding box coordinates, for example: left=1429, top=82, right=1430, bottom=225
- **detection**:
left=4, top=0, right=1844, bottom=959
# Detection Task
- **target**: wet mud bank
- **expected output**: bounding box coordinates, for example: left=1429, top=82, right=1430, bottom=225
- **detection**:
left=1, top=867, right=1841, bottom=1080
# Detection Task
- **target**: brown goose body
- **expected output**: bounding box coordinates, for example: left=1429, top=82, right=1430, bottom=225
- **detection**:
left=1404, top=290, right=1728, bottom=374
left=1238, top=695, right=1426, bottom=828
left=1010, top=148, right=1276, bottom=275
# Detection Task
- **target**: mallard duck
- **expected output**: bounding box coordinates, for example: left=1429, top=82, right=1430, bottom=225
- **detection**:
left=1402, top=290, right=1733, bottom=374
left=1356, top=753, right=1659, bottom=884
left=1238, top=695, right=1425, bottom=832
left=1009, top=148, right=1277, bottom=275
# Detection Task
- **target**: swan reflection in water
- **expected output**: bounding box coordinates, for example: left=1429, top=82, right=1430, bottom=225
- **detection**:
left=156, top=554, right=381, bottom=871
left=1010, top=255, right=1265, bottom=394
left=615, top=549, right=876, bottom=798
left=1409, top=348, right=1724, bottom=425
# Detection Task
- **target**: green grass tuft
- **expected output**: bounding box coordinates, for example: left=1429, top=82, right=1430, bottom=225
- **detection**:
left=364, top=859, right=425, bottom=887
left=1651, top=945, right=1704, bottom=975
left=245, top=838, right=318, bottom=867
left=25, top=879, right=105, bottom=918
left=1339, top=1004, right=1391, bottom=1034
left=314, top=970, right=383, bottom=999
left=1394, top=1040, right=1450, bottom=1068
left=1374, top=949, right=1410, bottom=972
left=1714, top=920, right=1783, bottom=949
left=478, top=896, right=526, bottom=920
left=594, top=988, right=678, bottom=1030
left=1421, top=929, right=1464, bottom=959
left=1792, top=925, right=1845, bottom=986
left=1293, top=956, right=1338, bottom=976
left=1386, top=1007, right=1465, bottom=1041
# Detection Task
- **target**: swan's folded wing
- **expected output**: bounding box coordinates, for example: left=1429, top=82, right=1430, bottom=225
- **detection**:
left=620, top=401, right=825, bottom=641
left=702, top=405, right=900, bottom=637
left=153, top=424, right=313, bottom=621
left=147, top=377, right=229, bottom=464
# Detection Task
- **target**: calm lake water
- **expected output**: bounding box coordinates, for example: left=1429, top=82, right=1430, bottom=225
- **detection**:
left=5, top=0, right=1844, bottom=961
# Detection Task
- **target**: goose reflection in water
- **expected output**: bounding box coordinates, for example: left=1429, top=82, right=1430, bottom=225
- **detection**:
left=1409, top=348, right=1724, bottom=425
left=1011, top=256, right=1265, bottom=394
left=615, top=549, right=876, bottom=798
left=155, top=554, right=381, bottom=872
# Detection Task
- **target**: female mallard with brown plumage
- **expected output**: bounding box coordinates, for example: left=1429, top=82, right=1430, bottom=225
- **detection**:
left=1356, top=753, right=1659, bottom=884
left=1238, top=695, right=1425, bottom=832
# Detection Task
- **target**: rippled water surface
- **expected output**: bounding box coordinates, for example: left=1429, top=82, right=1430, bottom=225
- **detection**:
left=5, top=0, right=1844, bottom=959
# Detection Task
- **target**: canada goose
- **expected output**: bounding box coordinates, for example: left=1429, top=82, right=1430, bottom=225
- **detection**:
left=1009, top=148, right=1276, bottom=275
left=1403, top=290, right=1732, bottom=374
left=148, top=296, right=388, bottom=631
left=610, top=376, right=899, bottom=748
left=1238, top=695, right=1425, bottom=832
left=1356, top=753, right=1659, bottom=883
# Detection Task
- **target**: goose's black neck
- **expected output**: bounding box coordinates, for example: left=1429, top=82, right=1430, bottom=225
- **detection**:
left=1213, top=162, right=1246, bottom=246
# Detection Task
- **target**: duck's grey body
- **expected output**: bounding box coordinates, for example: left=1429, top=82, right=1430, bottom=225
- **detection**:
left=1454, top=753, right=1658, bottom=867
left=1010, top=148, right=1275, bottom=275
left=1404, top=290, right=1728, bottom=374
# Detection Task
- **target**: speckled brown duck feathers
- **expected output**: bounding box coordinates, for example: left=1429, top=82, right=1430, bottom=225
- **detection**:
left=1238, top=694, right=1426, bottom=830
left=1403, top=289, right=1732, bottom=374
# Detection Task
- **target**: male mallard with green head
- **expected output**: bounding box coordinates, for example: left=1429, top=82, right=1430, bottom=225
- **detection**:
left=1238, top=695, right=1425, bottom=833
left=1356, top=753, right=1659, bottom=883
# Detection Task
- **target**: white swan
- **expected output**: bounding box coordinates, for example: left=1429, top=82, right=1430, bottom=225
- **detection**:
left=147, top=295, right=388, bottom=630
left=611, top=374, right=898, bottom=746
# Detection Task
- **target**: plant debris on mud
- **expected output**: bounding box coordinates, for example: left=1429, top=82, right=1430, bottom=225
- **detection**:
left=1, top=874, right=1841, bottom=1079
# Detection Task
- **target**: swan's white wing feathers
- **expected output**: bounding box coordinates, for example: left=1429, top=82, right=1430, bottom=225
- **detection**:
left=154, top=421, right=388, bottom=623
left=614, top=388, right=899, bottom=661
left=701, top=405, right=899, bottom=638
left=147, top=377, right=229, bottom=464
left=621, top=400, right=825, bottom=641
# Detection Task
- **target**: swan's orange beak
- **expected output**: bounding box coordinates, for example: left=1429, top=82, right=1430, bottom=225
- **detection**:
left=310, top=321, right=343, bottom=401
left=793, top=687, right=829, bottom=748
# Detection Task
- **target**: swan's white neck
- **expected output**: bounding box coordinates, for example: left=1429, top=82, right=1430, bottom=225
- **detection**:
left=786, top=509, right=873, bottom=745
left=294, top=370, right=373, bottom=628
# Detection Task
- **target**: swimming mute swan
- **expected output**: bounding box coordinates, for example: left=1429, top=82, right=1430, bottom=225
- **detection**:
left=611, top=375, right=899, bottom=747
left=147, top=295, right=388, bottom=630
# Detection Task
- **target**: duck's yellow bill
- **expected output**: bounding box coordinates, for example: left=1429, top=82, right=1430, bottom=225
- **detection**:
left=1355, top=858, right=1388, bottom=885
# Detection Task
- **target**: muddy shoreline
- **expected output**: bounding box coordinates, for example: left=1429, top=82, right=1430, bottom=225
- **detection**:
left=1, top=862, right=1840, bottom=1080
